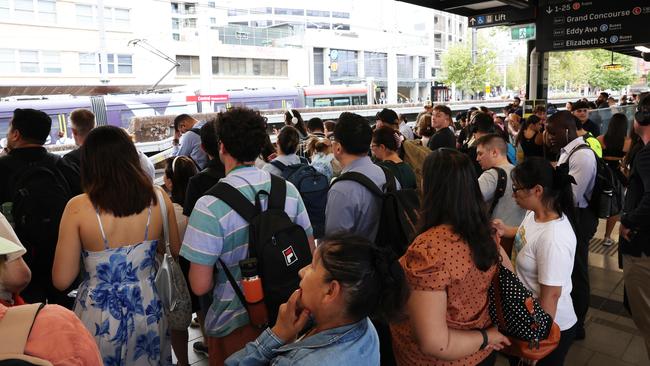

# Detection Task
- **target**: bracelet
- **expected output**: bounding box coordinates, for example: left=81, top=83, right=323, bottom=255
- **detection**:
left=479, top=329, right=488, bottom=350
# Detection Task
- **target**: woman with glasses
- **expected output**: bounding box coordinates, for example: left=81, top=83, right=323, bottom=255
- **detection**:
left=371, top=127, right=416, bottom=190
left=493, top=157, right=578, bottom=366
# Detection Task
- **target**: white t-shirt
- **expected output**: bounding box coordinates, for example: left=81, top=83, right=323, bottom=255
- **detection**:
left=514, top=211, right=577, bottom=331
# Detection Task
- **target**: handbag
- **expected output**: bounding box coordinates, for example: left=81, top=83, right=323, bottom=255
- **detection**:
left=488, top=262, right=561, bottom=360
left=154, top=190, right=192, bottom=330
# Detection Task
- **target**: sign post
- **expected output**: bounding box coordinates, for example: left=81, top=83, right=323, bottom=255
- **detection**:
left=536, top=1, right=650, bottom=52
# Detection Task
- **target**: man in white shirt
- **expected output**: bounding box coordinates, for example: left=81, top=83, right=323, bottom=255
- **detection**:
left=545, top=110, right=597, bottom=340
left=172, top=114, right=208, bottom=169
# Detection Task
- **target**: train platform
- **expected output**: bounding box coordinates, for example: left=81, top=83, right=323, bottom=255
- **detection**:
left=175, top=218, right=649, bottom=366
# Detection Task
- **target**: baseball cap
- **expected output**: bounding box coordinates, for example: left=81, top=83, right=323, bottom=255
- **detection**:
left=0, top=236, right=23, bottom=256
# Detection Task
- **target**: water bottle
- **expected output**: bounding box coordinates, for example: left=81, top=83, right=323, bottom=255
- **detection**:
left=239, top=258, right=269, bottom=328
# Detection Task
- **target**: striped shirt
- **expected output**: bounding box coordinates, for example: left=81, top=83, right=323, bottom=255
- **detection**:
left=180, top=166, right=313, bottom=337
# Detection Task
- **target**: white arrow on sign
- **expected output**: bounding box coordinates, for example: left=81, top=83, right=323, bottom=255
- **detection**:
left=546, top=6, right=553, bottom=14
left=469, top=18, right=476, bottom=25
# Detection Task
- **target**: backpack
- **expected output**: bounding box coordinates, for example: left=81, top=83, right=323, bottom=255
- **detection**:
left=188, top=127, right=201, bottom=136
left=4, top=154, right=71, bottom=273
left=270, top=158, right=328, bottom=239
left=332, top=166, right=419, bottom=257
left=402, top=139, right=431, bottom=191
left=206, top=174, right=313, bottom=324
left=488, top=167, right=507, bottom=216
left=565, top=144, right=622, bottom=218
left=0, top=303, right=51, bottom=366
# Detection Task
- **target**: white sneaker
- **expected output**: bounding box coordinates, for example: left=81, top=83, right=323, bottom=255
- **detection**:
left=603, top=238, right=614, bottom=246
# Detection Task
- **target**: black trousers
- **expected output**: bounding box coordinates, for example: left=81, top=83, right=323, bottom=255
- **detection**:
left=571, top=207, right=598, bottom=331
left=507, top=323, right=577, bottom=366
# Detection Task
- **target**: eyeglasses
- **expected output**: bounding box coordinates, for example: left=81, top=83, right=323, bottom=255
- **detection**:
left=512, top=185, right=528, bottom=193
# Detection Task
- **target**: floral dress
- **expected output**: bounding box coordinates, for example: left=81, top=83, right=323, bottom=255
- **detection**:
left=74, top=207, right=172, bottom=366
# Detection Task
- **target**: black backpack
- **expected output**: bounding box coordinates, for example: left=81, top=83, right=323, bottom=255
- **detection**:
left=565, top=144, right=622, bottom=218
left=488, top=167, right=507, bottom=216
left=271, top=159, right=329, bottom=239
left=4, top=154, right=71, bottom=273
left=207, top=174, right=313, bottom=324
left=332, top=166, right=419, bottom=257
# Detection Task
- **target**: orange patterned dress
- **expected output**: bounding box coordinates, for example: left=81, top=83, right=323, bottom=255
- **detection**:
left=391, top=225, right=497, bottom=366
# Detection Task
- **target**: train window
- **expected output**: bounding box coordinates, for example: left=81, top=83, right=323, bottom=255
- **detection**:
left=361, top=96, right=368, bottom=105
left=332, top=97, right=351, bottom=106
left=313, top=98, right=332, bottom=107
left=352, top=96, right=360, bottom=105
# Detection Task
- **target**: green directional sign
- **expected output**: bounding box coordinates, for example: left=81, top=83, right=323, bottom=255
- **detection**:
left=511, top=25, right=536, bottom=40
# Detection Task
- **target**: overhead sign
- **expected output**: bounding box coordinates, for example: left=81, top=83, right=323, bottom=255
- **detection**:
left=537, top=1, right=650, bottom=52
left=511, top=25, right=536, bottom=40
left=468, top=7, right=535, bottom=28
left=186, top=95, right=229, bottom=103
left=603, top=63, right=623, bottom=70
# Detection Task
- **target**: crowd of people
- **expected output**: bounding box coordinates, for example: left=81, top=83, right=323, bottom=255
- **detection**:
left=0, top=91, right=648, bottom=366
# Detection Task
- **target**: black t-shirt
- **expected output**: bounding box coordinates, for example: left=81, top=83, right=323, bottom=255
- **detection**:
left=582, top=119, right=601, bottom=137
left=182, top=158, right=226, bottom=216
left=427, top=127, right=456, bottom=151
left=0, top=146, right=81, bottom=202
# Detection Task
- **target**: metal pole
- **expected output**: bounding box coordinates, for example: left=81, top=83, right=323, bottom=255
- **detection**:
left=471, top=28, right=477, bottom=64
left=97, top=0, right=108, bottom=82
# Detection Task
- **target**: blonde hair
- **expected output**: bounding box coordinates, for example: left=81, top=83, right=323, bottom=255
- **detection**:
left=307, top=137, right=331, bottom=156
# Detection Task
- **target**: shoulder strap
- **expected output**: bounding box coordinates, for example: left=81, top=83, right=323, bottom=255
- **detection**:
left=299, top=156, right=309, bottom=165
left=269, top=160, right=286, bottom=172
left=378, top=165, right=397, bottom=192
left=566, top=143, right=593, bottom=163
left=332, top=171, right=384, bottom=197
left=0, top=303, right=45, bottom=355
left=189, top=128, right=201, bottom=136
left=218, top=259, right=248, bottom=308
left=207, top=182, right=258, bottom=223
left=488, top=167, right=507, bottom=216
left=267, top=174, right=286, bottom=211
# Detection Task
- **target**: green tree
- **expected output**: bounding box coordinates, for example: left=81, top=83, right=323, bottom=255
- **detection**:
left=548, top=49, right=637, bottom=92
left=506, top=55, right=527, bottom=91
left=584, top=49, right=635, bottom=91
left=441, top=43, right=499, bottom=96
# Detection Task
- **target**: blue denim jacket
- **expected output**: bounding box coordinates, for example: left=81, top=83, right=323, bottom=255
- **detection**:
left=225, top=317, right=379, bottom=366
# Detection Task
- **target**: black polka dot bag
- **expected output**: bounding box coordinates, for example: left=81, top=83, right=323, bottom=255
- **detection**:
left=488, top=263, right=561, bottom=360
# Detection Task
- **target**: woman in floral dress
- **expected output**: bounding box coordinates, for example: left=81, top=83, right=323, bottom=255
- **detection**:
left=53, top=126, right=180, bottom=365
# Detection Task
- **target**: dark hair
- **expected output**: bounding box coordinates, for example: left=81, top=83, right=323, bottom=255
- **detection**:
left=11, top=109, right=51, bottom=145
left=433, top=105, right=452, bottom=118
left=199, top=118, right=220, bottom=158
left=635, top=92, right=650, bottom=126
left=81, top=126, right=156, bottom=216
left=318, top=234, right=409, bottom=322
left=372, top=126, right=400, bottom=152
left=419, top=149, right=499, bottom=271
left=277, top=126, right=300, bottom=155
left=307, top=117, right=324, bottom=133
left=260, top=134, right=276, bottom=163
left=69, top=109, right=96, bottom=137
left=604, top=113, right=628, bottom=152
left=164, top=156, right=198, bottom=205
left=376, top=108, right=399, bottom=126
left=479, top=106, right=489, bottom=113
left=473, top=112, right=495, bottom=133
left=285, top=109, right=307, bottom=137
left=573, top=100, right=589, bottom=110
left=512, top=157, right=577, bottom=230
left=173, top=113, right=193, bottom=131
left=516, top=115, right=542, bottom=146
left=476, top=134, right=507, bottom=155
left=324, top=121, right=336, bottom=134
left=216, top=107, right=268, bottom=162
left=334, top=112, right=372, bottom=155
left=514, top=96, right=521, bottom=102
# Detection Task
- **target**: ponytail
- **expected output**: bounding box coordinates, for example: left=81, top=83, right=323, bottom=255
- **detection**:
left=552, top=163, right=578, bottom=232
left=319, top=234, right=410, bottom=322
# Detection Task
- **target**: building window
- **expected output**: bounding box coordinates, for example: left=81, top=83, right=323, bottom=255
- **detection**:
left=210, top=17, right=216, bottom=24
left=330, top=49, right=357, bottom=78
left=332, top=11, right=350, bottom=18
left=99, top=53, right=132, bottom=74
left=0, top=0, right=9, bottom=18
left=42, top=51, right=61, bottom=73
left=0, top=49, right=15, bottom=73
left=252, top=7, right=271, bottom=14
left=172, top=18, right=180, bottom=30
left=37, top=0, right=56, bottom=22
left=434, top=16, right=438, bottom=24
left=289, top=8, right=304, bottom=16
left=208, top=1, right=215, bottom=8
left=176, top=55, right=200, bottom=76
left=184, top=3, right=195, bottom=14
left=79, top=52, right=96, bottom=73
left=114, top=8, right=129, bottom=26
left=397, top=55, right=413, bottom=79
left=172, top=33, right=180, bottom=41
left=228, top=8, right=247, bottom=16
left=183, top=18, right=196, bottom=28
left=364, top=51, right=387, bottom=78
left=306, top=22, right=330, bottom=29
left=332, top=23, right=349, bottom=30
left=19, top=50, right=39, bottom=73
left=307, top=9, right=329, bottom=17
left=14, top=0, right=35, bottom=20
left=274, top=8, right=288, bottom=15
left=76, top=4, right=93, bottom=25
left=171, top=2, right=179, bottom=13
left=448, top=34, right=452, bottom=42
left=418, top=56, right=426, bottom=79
left=313, top=48, right=324, bottom=85
left=212, top=57, right=288, bottom=77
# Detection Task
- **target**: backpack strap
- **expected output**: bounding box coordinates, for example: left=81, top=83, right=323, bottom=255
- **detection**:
left=378, top=165, right=397, bottom=193
left=189, top=127, right=201, bottom=136
left=488, top=167, right=507, bottom=216
left=299, top=156, right=309, bottom=165
left=267, top=174, right=286, bottom=211
left=206, top=182, right=258, bottom=223
left=0, top=303, right=45, bottom=355
left=566, top=143, right=593, bottom=164
left=218, top=258, right=248, bottom=309
left=269, top=160, right=287, bottom=172
left=332, top=172, right=384, bottom=197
